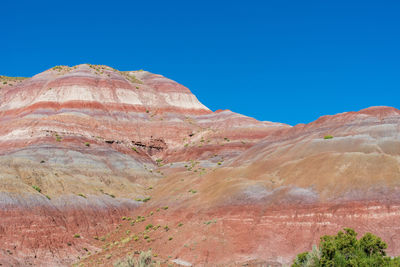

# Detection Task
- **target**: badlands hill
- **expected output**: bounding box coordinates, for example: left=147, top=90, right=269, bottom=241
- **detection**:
left=0, top=64, right=399, bottom=266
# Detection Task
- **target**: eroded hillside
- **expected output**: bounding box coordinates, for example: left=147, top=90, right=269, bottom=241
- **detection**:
left=0, top=65, right=399, bottom=266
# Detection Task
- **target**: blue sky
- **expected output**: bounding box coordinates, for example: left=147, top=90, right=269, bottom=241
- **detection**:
left=1, top=0, right=399, bottom=125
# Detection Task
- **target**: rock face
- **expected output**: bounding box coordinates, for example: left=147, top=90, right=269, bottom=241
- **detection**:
left=0, top=64, right=399, bottom=266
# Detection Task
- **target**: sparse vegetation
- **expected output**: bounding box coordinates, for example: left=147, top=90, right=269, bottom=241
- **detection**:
left=74, top=233, right=81, bottom=238
left=84, top=142, right=90, bottom=147
left=52, top=66, right=64, bottom=71
left=78, top=193, right=87, bottom=198
left=105, top=192, right=116, bottom=198
left=136, top=216, right=146, bottom=223
left=0, top=75, right=28, bottom=84
left=32, top=185, right=41, bottom=193
left=204, top=219, right=217, bottom=225
left=324, top=135, right=333, bottom=139
left=113, top=250, right=160, bottom=267
left=55, top=133, right=62, bottom=142
left=120, top=71, right=143, bottom=84
left=142, top=197, right=151, bottom=202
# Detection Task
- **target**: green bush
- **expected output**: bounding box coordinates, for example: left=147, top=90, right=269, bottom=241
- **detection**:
left=143, top=197, right=151, bottom=202
left=324, top=135, right=333, bottom=139
left=292, top=228, right=400, bottom=267
left=32, top=185, right=41, bottom=193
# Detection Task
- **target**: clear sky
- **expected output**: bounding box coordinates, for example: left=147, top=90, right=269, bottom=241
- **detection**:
left=1, top=0, right=399, bottom=125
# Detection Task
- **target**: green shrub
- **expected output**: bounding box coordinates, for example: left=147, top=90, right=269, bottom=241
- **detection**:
left=32, top=185, right=41, bottom=193
left=74, top=233, right=80, bottom=238
left=104, top=192, right=115, bottom=198
left=324, top=135, right=333, bottom=139
left=78, top=193, right=87, bottom=198
left=292, top=228, right=400, bottom=267
left=84, top=142, right=90, bottom=147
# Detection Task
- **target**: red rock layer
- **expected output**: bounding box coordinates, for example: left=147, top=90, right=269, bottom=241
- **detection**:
left=78, top=202, right=400, bottom=266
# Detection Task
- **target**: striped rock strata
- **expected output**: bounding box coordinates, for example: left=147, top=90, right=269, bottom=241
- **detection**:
left=0, top=65, right=287, bottom=266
